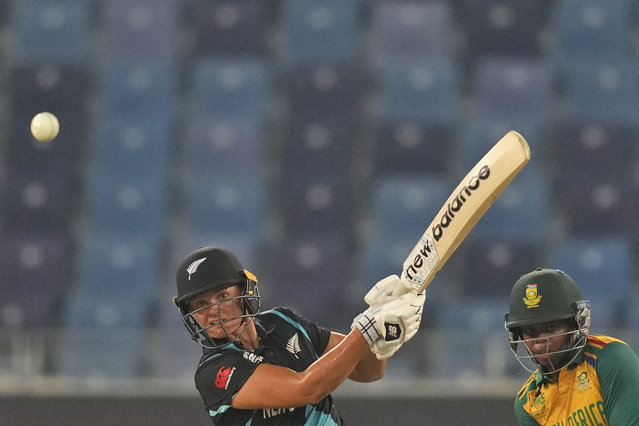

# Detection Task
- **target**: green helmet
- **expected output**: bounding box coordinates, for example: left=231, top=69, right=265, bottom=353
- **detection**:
left=505, top=267, right=591, bottom=377
left=505, top=267, right=588, bottom=328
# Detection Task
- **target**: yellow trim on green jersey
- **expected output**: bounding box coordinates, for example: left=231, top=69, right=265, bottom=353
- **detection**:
left=514, top=335, right=639, bottom=425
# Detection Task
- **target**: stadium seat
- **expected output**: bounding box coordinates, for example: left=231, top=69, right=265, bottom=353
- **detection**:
left=189, top=0, right=272, bottom=55
left=282, top=112, right=355, bottom=176
left=374, top=119, right=455, bottom=176
left=12, top=0, right=92, bottom=64
left=278, top=168, right=353, bottom=236
left=370, top=174, right=452, bottom=241
left=557, top=175, right=639, bottom=237
left=85, top=167, right=169, bottom=236
left=470, top=167, right=550, bottom=241
left=190, top=56, right=269, bottom=117
left=472, top=56, right=552, bottom=127
left=369, top=0, right=453, bottom=65
left=97, top=58, right=176, bottom=123
left=1, top=166, right=76, bottom=233
left=454, top=236, right=547, bottom=298
left=0, top=232, right=72, bottom=329
left=65, top=233, right=162, bottom=328
left=549, top=0, right=632, bottom=64
left=53, top=328, right=145, bottom=378
left=182, top=175, right=265, bottom=237
left=457, top=0, right=547, bottom=63
left=268, top=234, right=350, bottom=328
left=552, top=236, right=634, bottom=332
left=91, top=114, right=173, bottom=181
left=376, top=59, right=458, bottom=123
left=559, top=59, right=639, bottom=125
left=278, top=0, right=362, bottom=66
left=553, top=120, right=637, bottom=180
left=146, top=327, right=203, bottom=379
left=101, top=0, right=180, bottom=59
left=181, top=112, right=265, bottom=177
left=282, top=61, right=362, bottom=116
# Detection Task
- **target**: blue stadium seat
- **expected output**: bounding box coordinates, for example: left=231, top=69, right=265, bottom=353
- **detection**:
left=1, top=166, right=76, bottom=233
left=369, top=0, right=453, bottom=65
left=146, top=326, right=203, bottom=379
left=101, top=0, right=179, bottom=59
left=552, top=236, right=634, bottom=332
left=91, top=114, right=172, bottom=181
left=191, top=56, right=269, bottom=117
left=457, top=0, right=547, bottom=62
left=470, top=168, right=550, bottom=241
left=560, top=59, right=639, bottom=125
left=181, top=112, right=265, bottom=177
left=557, top=174, right=639, bottom=237
left=97, top=59, right=176, bottom=122
left=278, top=0, right=362, bottom=66
left=550, top=0, right=632, bottom=64
left=12, top=0, right=92, bottom=64
left=472, top=56, right=552, bottom=126
left=189, top=0, right=272, bottom=55
left=182, top=175, right=265, bottom=237
left=53, top=328, right=145, bottom=378
left=553, top=120, right=637, bottom=180
left=377, top=59, right=458, bottom=123
left=66, top=233, right=161, bottom=327
left=10, top=63, right=88, bottom=116
left=374, top=119, right=455, bottom=175
left=370, top=174, right=452, bottom=241
left=283, top=61, right=362, bottom=115
left=279, top=169, right=353, bottom=235
left=282, top=112, right=355, bottom=175
left=85, top=168, right=169, bottom=236
left=268, top=234, right=350, bottom=328
left=456, top=116, right=544, bottom=172
left=454, top=236, right=547, bottom=298
left=0, top=232, right=72, bottom=328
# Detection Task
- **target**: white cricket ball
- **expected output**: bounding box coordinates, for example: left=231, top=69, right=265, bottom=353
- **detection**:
left=30, top=112, right=60, bottom=142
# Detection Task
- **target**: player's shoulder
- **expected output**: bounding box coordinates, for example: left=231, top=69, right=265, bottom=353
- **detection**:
left=516, top=372, right=539, bottom=403
left=585, top=334, right=630, bottom=355
left=260, top=307, right=302, bottom=323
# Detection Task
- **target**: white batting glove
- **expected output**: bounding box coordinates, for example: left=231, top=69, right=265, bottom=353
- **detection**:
left=372, top=290, right=425, bottom=360
left=352, top=296, right=410, bottom=346
left=364, top=275, right=413, bottom=307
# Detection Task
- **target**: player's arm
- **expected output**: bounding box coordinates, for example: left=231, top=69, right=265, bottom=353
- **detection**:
left=324, top=331, right=386, bottom=382
left=597, top=341, right=639, bottom=425
left=231, top=327, right=377, bottom=409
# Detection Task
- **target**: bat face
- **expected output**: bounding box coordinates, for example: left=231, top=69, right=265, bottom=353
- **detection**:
left=400, top=131, right=531, bottom=293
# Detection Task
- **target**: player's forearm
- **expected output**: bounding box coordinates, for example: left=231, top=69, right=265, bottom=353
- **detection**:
left=298, top=328, right=372, bottom=402
left=349, top=346, right=386, bottom=382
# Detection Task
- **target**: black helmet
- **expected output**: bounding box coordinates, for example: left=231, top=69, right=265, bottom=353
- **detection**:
left=174, top=246, right=260, bottom=348
left=505, top=268, right=590, bottom=376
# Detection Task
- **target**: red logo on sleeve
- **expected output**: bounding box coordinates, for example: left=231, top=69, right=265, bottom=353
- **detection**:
left=215, top=365, right=234, bottom=389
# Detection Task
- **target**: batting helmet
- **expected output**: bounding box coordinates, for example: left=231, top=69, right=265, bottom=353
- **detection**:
left=174, top=246, right=260, bottom=347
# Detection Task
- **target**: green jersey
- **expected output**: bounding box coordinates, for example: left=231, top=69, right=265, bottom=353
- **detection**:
left=515, top=335, right=639, bottom=425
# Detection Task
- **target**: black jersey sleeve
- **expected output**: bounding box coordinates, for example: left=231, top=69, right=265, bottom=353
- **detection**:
left=271, top=307, right=332, bottom=356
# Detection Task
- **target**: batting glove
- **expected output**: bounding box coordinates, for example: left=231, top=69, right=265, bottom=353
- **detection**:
left=352, top=296, right=410, bottom=347
left=372, top=290, right=425, bottom=360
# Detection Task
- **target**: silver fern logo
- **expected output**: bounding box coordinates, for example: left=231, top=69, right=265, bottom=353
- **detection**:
left=286, top=334, right=301, bottom=359
left=186, top=257, right=206, bottom=280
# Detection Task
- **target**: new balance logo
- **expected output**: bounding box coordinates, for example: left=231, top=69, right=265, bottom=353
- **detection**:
left=186, top=257, right=206, bottom=280
left=286, top=334, right=301, bottom=359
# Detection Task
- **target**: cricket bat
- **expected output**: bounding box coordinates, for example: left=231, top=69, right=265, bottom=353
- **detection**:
left=401, top=130, right=531, bottom=293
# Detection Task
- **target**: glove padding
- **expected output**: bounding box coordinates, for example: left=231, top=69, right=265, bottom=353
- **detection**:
left=362, top=275, right=426, bottom=359
left=372, top=290, right=425, bottom=359
left=352, top=295, right=412, bottom=347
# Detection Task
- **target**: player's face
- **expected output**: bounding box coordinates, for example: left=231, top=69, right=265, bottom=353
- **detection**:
left=189, top=285, right=245, bottom=339
left=521, top=321, right=573, bottom=369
